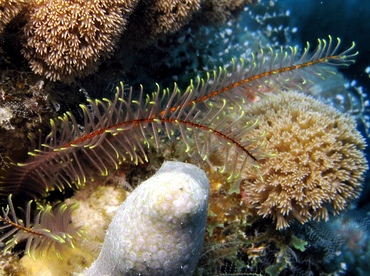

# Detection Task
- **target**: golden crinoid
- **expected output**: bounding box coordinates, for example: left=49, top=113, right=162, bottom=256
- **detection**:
left=241, top=91, right=368, bottom=229
left=0, top=0, right=28, bottom=34
left=21, top=0, right=137, bottom=82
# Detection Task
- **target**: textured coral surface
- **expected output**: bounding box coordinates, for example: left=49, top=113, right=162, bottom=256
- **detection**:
left=0, top=0, right=27, bottom=33
left=1, top=0, right=256, bottom=82
left=242, top=91, right=368, bottom=229
left=21, top=0, right=137, bottom=82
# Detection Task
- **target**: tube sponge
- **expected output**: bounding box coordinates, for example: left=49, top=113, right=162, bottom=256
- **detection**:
left=84, top=161, right=210, bottom=275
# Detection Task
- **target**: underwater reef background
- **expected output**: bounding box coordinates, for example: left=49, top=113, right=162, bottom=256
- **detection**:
left=283, top=0, right=370, bottom=211
left=276, top=1, right=370, bottom=274
left=280, top=0, right=370, bottom=92
left=0, top=0, right=370, bottom=275
left=281, top=0, right=370, bottom=217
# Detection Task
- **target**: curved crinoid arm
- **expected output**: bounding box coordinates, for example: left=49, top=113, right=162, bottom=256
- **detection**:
left=183, top=35, right=357, bottom=106
left=1, top=80, right=263, bottom=199
left=0, top=195, right=83, bottom=259
left=0, top=85, right=147, bottom=198
left=0, top=36, right=357, bottom=199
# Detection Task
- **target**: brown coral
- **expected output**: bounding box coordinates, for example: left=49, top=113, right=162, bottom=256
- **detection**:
left=125, top=0, right=201, bottom=43
left=21, top=0, right=138, bottom=82
left=241, top=91, right=368, bottom=229
left=0, top=0, right=28, bottom=34
left=2, top=0, right=257, bottom=82
left=198, top=0, right=257, bottom=24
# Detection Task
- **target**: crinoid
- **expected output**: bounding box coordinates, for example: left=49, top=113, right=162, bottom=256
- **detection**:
left=0, top=195, right=83, bottom=259
left=0, top=36, right=357, bottom=198
left=0, top=36, right=359, bottom=257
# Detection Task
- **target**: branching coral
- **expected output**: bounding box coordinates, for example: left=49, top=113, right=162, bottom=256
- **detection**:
left=21, top=0, right=138, bottom=82
left=241, top=91, right=368, bottom=229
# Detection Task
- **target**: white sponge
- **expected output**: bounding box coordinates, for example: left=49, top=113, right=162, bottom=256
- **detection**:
left=84, top=161, right=210, bottom=276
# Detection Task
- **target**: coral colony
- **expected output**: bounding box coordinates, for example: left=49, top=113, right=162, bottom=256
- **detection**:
left=0, top=0, right=369, bottom=275
left=0, top=0, right=256, bottom=82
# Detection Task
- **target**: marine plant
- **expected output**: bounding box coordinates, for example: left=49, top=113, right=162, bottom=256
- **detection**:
left=0, top=36, right=365, bottom=261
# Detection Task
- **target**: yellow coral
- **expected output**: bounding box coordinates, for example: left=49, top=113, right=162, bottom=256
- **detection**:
left=21, top=0, right=137, bottom=82
left=241, top=91, right=368, bottom=229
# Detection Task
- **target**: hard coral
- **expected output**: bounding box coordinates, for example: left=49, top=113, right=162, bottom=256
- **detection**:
left=242, top=91, right=368, bottom=229
left=21, top=0, right=137, bottom=82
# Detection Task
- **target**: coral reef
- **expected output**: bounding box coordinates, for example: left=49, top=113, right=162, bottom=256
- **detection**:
left=0, top=33, right=367, bottom=274
left=0, top=0, right=257, bottom=82
left=0, top=0, right=369, bottom=274
left=0, top=37, right=355, bottom=200
left=0, top=72, right=56, bottom=167
left=241, top=91, right=368, bottom=229
left=19, top=182, right=128, bottom=276
left=21, top=0, right=137, bottom=82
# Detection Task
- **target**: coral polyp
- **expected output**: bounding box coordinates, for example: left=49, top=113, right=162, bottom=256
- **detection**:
left=241, top=91, right=368, bottom=229
left=21, top=0, right=136, bottom=82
